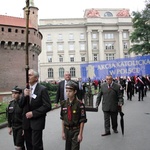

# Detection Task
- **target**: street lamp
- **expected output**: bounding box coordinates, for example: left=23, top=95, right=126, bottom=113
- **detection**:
left=25, top=0, right=30, bottom=88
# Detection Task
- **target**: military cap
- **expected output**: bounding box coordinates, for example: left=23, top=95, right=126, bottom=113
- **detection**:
left=66, top=80, right=78, bottom=90
left=11, top=86, right=22, bottom=94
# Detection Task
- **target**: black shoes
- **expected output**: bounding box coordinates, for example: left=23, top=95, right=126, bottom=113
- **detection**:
left=114, top=130, right=118, bottom=133
left=101, top=132, right=111, bottom=136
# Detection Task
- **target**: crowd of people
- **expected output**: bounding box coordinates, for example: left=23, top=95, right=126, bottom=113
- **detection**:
left=7, top=69, right=150, bottom=150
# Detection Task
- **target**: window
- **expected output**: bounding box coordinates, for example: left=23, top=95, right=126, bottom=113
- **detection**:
left=123, top=32, right=127, bottom=39
left=47, top=34, right=51, bottom=41
left=80, top=43, right=85, bottom=51
left=80, top=33, right=85, bottom=40
left=69, top=33, right=74, bottom=40
left=47, top=56, right=52, bottom=62
left=106, top=54, right=115, bottom=60
left=8, top=28, right=11, bottom=32
left=105, top=43, right=114, bottom=50
left=15, top=29, right=18, bottom=33
left=81, top=56, right=85, bottom=62
left=47, top=44, right=52, bottom=51
left=48, top=68, right=53, bottom=78
left=92, top=33, right=97, bottom=39
left=123, top=42, right=128, bottom=49
left=70, top=55, right=74, bottom=62
left=58, top=44, right=63, bottom=51
left=1, top=27, right=4, bottom=31
left=69, top=44, right=74, bottom=51
left=59, top=55, right=63, bottom=62
left=58, top=34, right=63, bottom=40
left=104, top=12, right=113, bottom=17
left=70, top=67, right=76, bottom=77
left=21, top=30, right=24, bottom=34
left=92, top=43, right=98, bottom=50
left=93, top=54, right=98, bottom=61
left=104, top=33, right=114, bottom=39
left=59, top=68, right=64, bottom=78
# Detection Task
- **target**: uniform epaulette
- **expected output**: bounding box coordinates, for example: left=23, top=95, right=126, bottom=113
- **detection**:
left=60, top=100, right=66, bottom=105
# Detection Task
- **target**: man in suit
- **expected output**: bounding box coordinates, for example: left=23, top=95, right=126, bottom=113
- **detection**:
left=55, top=71, right=71, bottom=106
left=19, top=69, right=51, bottom=150
left=77, top=77, right=85, bottom=101
left=96, top=75, right=124, bottom=136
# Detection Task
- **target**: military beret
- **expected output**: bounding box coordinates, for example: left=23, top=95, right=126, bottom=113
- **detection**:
left=11, top=86, right=22, bottom=94
left=66, top=80, right=78, bottom=90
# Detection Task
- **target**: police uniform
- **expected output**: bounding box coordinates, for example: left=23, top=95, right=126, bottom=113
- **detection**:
left=7, top=86, right=25, bottom=150
left=60, top=81, right=87, bottom=150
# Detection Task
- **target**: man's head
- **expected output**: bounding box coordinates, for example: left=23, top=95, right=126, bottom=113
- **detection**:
left=106, top=75, right=113, bottom=84
left=28, top=69, right=39, bottom=86
left=64, top=71, right=71, bottom=81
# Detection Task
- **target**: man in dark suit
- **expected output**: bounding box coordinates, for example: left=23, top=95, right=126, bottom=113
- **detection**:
left=96, top=75, right=124, bottom=136
left=77, top=77, right=85, bottom=101
left=55, top=71, right=71, bottom=106
left=19, top=69, right=51, bottom=150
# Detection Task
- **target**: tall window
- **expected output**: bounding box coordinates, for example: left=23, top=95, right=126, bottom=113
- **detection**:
left=92, top=43, right=98, bottom=50
left=69, top=44, right=74, bottom=51
left=47, top=34, right=51, bottom=41
left=47, top=56, right=52, bottom=62
left=70, top=67, right=76, bottom=77
left=106, top=54, right=115, bottom=60
left=123, top=42, right=128, bottom=49
left=59, top=67, right=64, bottom=78
left=58, top=44, right=63, bottom=51
left=59, top=55, right=63, bottom=62
left=46, top=44, right=52, bottom=51
left=48, top=68, right=53, bottom=78
left=69, top=33, right=74, bottom=40
left=93, top=54, right=98, bottom=61
left=80, top=33, right=85, bottom=40
left=123, top=32, right=127, bottom=39
left=80, top=43, right=85, bottom=51
left=81, top=56, right=85, bottom=62
left=92, top=33, right=97, bottom=39
left=58, top=34, right=63, bottom=40
left=70, top=55, right=74, bottom=62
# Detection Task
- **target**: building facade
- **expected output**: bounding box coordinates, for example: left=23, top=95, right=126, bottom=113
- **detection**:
left=39, top=8, right=134, bottom=82
left=0, top=4, right=42, bottom=92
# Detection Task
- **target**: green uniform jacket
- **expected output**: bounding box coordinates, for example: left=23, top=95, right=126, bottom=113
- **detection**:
left=60, top=99, right=87, bottom=126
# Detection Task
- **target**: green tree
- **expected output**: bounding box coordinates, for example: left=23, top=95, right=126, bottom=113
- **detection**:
left=129, top=0, right=150, bottom=55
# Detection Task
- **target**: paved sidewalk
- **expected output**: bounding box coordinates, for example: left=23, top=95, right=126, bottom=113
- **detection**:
left=0, top=91, right=150, bottom=150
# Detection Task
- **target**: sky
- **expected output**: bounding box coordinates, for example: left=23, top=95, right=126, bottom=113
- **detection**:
left=0, top=0, right=146, bottom=19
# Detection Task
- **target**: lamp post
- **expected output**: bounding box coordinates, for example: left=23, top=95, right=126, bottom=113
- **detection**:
left=25, top=0, right=30, bottom=88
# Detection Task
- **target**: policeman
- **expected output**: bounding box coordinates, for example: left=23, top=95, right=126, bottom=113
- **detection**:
left=7, top=86, right=25, bottom=150
left=60, top=81, right=87, bottom=150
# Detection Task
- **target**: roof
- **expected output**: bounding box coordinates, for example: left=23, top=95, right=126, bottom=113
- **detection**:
left=0, top=15, right=33, bottom=28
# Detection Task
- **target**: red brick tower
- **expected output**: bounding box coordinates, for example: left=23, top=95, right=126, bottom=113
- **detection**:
left=0, top=4, right=42, bottom=92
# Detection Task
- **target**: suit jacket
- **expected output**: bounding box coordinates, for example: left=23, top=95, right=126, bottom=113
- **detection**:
left=19, top=83, right=51, bottom=130
left=55, top=80, right=66, bottom=104
left=96, top=82, right=124, bottom=112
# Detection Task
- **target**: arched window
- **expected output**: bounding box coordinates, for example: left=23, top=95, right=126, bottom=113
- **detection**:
left=59, top=67, right=64, bottom=78
left=48, top=68, right=53, bottom=78
left=104, top=12, right=113, bottom=17
left=70, top=67, right=76, bottom=77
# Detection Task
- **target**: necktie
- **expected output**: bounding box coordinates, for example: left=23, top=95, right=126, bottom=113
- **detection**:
left=67, top=104, right=72, bottom=121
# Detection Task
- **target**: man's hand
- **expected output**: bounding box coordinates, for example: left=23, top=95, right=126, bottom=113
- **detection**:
left=26, top=111, right=33, bottom=119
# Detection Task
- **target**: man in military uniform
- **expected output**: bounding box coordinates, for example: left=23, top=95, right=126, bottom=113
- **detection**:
left=7, top=86, right=25, bottom=150
left=60, top=81, right=87, bottom=150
